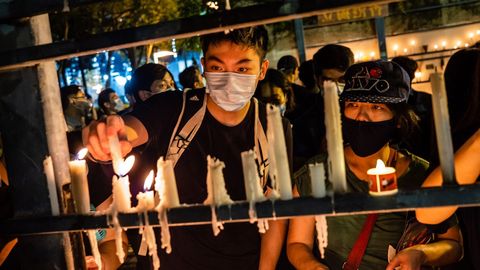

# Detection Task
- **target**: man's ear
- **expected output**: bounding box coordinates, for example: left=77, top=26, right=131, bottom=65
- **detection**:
left=258, top=59, right=270, bottom=80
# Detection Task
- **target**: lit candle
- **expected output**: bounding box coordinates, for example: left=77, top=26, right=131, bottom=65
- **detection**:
left=323, top=81, right=347, bottom=193
left=204, top=156, right=233, bottom=236
left=155, top=157, right=179, bottom=208
left=241, top=150, right=266, bottom=223
left=69, top=148, right=90, bottom=214
left=136, top=170, right=160, bottom=270
left=112, top=155, right=135, bottom=212
left=366, top=159, right=398, bottom=196
left=430, top=73, right=456, bottom=184
left=136, top=170, right=155, bottom=211
left=308, top=163, right=326, bottom=198
left=266, top=104, right=293, bottom=200
left=43, top=156, right=60, bottom=215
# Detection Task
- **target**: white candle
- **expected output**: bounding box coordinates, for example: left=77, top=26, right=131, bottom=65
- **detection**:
left=69, top=148, right=90, bottom=214
left=112, top=155, right=135, bottom=212
left=204, top=156, right=233, bottom=207
left=136, top=170, right=155, bottom=211
left=108, top=133, right=124, bottom=176
left=430, top=73, right=456, bottom=183
left=241, top=150, right=266, bottom=223
left=266, top=105, right=292, bottom=200
left=323, top=81, right=347, bottom=193
left=43, top=156, right=60, bottom=215
left=308, top=163, right=326, bottom=198
left=155, top=157, right=180, bottom=208
left=366, top=159, right=398, bottom=196
left=87, top=230, right=102, bottom=270
left=204, top=156, right=233, bottom=236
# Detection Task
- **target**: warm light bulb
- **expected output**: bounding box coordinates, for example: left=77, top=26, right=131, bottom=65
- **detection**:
left=403, top=48, right=408, bottom=54
left=410, top=40, right=416, bottom=46
left=468, top=32, right=474, bottom=39
left=414, top=71, right=422, bottom=79
left=434, top=44, right=438, bottom=50
left=465, top=43, right=470, bottom=47
left=370, top=51, right=375, bottom=57
left=393, top=44, right=399, bottom=51
left=477, top=30, right=480, bottom=35
left=441, top=41, right=447, bottom=47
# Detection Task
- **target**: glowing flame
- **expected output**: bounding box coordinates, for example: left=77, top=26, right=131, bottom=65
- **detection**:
left=77, top=148, right=88, bottom=160
left=376, top=159, right=386, bottom=170
left=119, top=155, right=135, bottom=176
left=144, top=170, right=154, bottom=191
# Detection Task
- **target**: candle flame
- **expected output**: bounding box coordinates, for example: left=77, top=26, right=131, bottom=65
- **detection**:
left=376, top=159, right=386, bottom=169
left=77, top=148, right=88, bottom=160
left=144, top=170, right=154, bottom=191
left=119, top=155, right=135, bottom=176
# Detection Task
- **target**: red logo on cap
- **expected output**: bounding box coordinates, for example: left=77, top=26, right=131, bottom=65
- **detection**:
left=369, top=68, right=382, bottom=78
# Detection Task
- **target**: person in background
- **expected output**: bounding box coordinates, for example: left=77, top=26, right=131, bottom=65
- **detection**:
left=125, top=63, right=178, bottom=108
left=277, top=55, right=302, bottom=117
left=61, top=85, right=93, bottom=132
left=83, top=26, right=291, bottom=270
left=290, top=44, right=354, bottom=171
left=97, top=88, right=126, bottom=116
left=287, top=60, right=462, bottom=270
left=298, top=60, right=319, bottom=95
left=179, top=66, right=204, bottom=91
left=392, top=56, right=432, bottom=159
left=416, top=48, right=480, bottom=270
left=255, top=68, right=294, bottom=116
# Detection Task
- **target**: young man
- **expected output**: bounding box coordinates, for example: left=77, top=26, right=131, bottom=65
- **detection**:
left=98, top=88, right=125, bottom=116
left=83, top=26, right=291, bottom=270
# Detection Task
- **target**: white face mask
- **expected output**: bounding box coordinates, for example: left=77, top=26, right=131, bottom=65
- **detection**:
left=205, top=72, right=258, bottom=112
left=113, top=98, right=125, bottom=112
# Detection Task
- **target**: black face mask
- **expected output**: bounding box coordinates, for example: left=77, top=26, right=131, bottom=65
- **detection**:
left=342, top=117, right=396, bottom=157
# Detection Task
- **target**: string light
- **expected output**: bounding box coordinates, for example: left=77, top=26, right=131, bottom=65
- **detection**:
left=433, top=44, right=439, bottom=50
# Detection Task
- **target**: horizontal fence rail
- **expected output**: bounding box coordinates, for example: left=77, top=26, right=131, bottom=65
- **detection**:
left=2, top=183, right=480, bottom=236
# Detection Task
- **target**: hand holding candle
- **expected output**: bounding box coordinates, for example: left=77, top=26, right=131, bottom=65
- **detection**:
left=367, top=159, right=398, bottom=196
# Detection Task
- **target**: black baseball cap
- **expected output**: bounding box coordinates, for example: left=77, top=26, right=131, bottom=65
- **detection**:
left=340, top=60, right=411, bottom=104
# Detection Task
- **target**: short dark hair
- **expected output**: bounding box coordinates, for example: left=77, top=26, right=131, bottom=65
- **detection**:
left=179, top=66, right=201, bottom=89
left=255, top=68, right=295, bottom=111
left=392, top=56, right=417, bottom=82
left=98, top=88, right=116, bottom=112
left=313, top=44, right=354, bottom=77
left=277, top=55, right=298, bottom=74
left=387, top=102, right=420, bottom=145
left=298, top=60, right=316, bottom=89
left=126, top=63, right=177, bottom=105
left=60, top=85, right=82, bottom=110
left=201, top=26, right=269, bottom=60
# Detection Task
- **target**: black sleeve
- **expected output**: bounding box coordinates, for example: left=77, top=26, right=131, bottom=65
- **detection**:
left=426, top=214, right=458, bottom=235
left=282, top=118, right=294, bottom=177
left=128, top=91, right=183, bottom=139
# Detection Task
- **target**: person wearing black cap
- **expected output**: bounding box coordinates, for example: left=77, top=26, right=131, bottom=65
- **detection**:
left=287, top=60, right=462, bottom=270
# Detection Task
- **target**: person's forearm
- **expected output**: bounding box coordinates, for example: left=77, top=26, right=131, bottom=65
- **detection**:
left=287, top=243, right=328, bottom=270
left=99, top=240, right=128, bottom=270
left=259, top=219, right=287, bottom=270
left=407, top=239, right=462, bottom=266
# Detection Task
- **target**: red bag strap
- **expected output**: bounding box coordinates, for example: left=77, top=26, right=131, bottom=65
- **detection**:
left=342, top=213, right=378, bottom=270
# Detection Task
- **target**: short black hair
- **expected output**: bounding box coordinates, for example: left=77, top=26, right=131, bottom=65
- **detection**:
left=201, top=26, right=269, bottom=60
left=126, top=63, right=176, bottom=105
left=98, top=88, right=116, bottom=112
left=179, top=66, right=201, bottom=89
left=392, top=56, right=417, bottom=83
left=277, top=55, right=298, bottom=74
left=60, top=85, right=82, bottom=110
left=313, top=44, right=354, bottom=77
left=298, top=60, right=316, bottom=89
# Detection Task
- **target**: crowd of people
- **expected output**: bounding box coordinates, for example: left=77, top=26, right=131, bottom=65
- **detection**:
left=1, top=25, right=479, bottom=270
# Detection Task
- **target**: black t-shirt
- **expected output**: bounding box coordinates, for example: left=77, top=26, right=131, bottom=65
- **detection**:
left=129, top=89, right=292, bottom=270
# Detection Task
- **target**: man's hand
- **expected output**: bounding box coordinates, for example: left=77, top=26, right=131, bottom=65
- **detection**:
left=82, top=115, right=132, bottom=161
left=386, top=248, right=426, bottom=270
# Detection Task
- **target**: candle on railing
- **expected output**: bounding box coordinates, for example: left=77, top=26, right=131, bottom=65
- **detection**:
left=241, top=150, right=266, bottom=226
left=43, top=156, right=60, bottom=215
left=430, top=73, right=456, bottom=184
left=155, top=157, right=179, bottom=208
left=204, top=156, right=233, bottom=236
left=323, top=81, right=347, bottom=193
left=108, top=133, right=124, bottom=176
left=266, top=104, right=292, bottom=200
left=308, top=163, right=326, bottom=198
left=69, top=148, right=90, bottom=214
left=367, top=159, right=398, bottom=196
left=136, top=170, right=160, bottom=270
left=87, top=230, right=102, bottom=270
left=112, top=155, right=134, bottom=263
left=112, top=155, right=135, bottom=212
left=154, top=157, right=179, bottom=255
